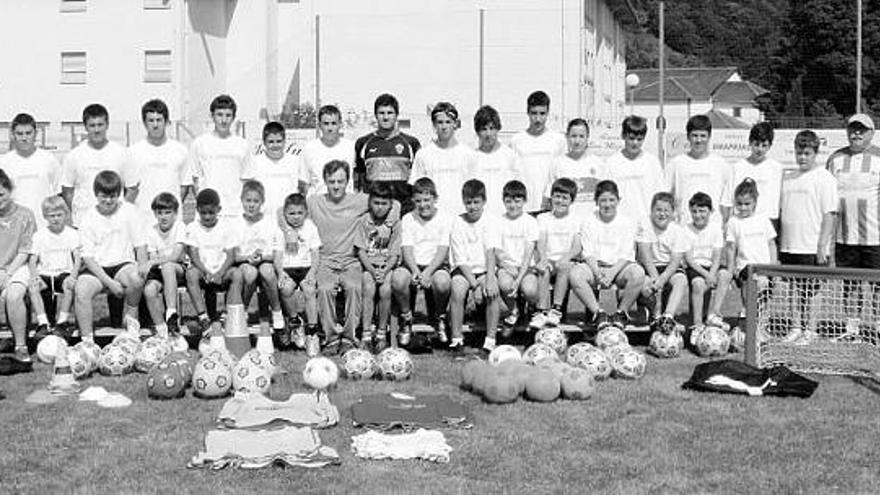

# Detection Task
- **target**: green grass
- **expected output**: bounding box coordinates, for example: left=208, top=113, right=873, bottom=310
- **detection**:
left=2, top=347, right=880, bottom=494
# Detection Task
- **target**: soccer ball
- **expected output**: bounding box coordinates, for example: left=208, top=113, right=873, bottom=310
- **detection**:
left=566, top=342, right=597, bottom=366
left=232, top=358, right=272, bottom=394
left=376, top=348, right=414, bottom=381
left=36, top=335, right=67, bottom=364
left=729, top=326, right=746, bottom=353
left=596, top=326, right=629, bottom=350
left=611, top=348, right=647, bottom=379
left=560, top=367, right=595, bottom=400
left=522, top=343, right=559, bottom=365
left=67, top=346, right=92, bottom=378
left=203, top=349, right=236, bottom=370
left=240, top=349, right=276, bottom=375
left=649, top=330, right=684, bottom=359
left=302, top=356, right=340, bottom=389
left=112, top=333, right=142, bottom=356
left=161, top=351, right=197, bottom=383
left=341, top=349, right=377, bottom=380
left=488, top=345, right=522, bottom=366
left=694, top=326, right=731, bottom=357
left=135, top=339, right=171, bottom=373
left=99, top=344, right=134, bottom=376
left=73, top=341, right=102, bottom=373
left=147, top=363, right=186, bottom=399
left=534, top=327, right=567, bottom=355
left=191, top=357, right=233, bottom=398
left=168, top=334, right=190, bottom=353
left=575, top=347, right=613, bottom=380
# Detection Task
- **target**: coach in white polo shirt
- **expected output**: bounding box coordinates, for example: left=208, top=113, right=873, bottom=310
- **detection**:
left=827, top=113, right=880, bottom=268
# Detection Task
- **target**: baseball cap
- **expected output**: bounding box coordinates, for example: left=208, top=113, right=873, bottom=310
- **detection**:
left=847, top=113, right=875, bottom=130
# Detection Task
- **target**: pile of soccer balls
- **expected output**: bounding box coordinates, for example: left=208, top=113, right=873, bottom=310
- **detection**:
left=461, top=326, right=648, bottom=405
left=190, top=348, right=276, bottom=399
left=647, top=319, right=746, bottom=359
left=339, top=347, right=414, bottom=381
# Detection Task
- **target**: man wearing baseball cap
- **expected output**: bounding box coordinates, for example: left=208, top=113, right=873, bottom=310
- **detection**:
left=827, top=113, right=880, bottom=268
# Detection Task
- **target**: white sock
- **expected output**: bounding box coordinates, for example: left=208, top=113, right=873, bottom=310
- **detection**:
left=272, top=310, right=284, bottom=329
left=155, top=323, right=169, bottom=338
left=482, top=337, right=496, bottom=351
left=165, top=308, right=177, bottom=320
left=36, top=314, right=50, bottom=326
left=451, top=337, right=464, bottom=346
left=58, top=311, right=70, bottom=323
left=82, top=335, right=94, bottom=343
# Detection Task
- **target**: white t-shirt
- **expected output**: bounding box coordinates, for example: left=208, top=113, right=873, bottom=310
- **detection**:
left=281, top=219, right=322, bottom=269
left=684, top=223, right=723, bottom=268
left=231, top=215, right=284, bottom=258
left=665, top=153, right=731, bottom=225
left=0, top=149, right=61, bottom=227
left=410, top=142, right=475, bottom=215
left=546, top=153, right=603, bottom=217
left=779, top=166, right=838, bottom=254
left=184, top=219, right=237, bottom=274
left=581, top=213, right=639, bottom=265
left=449, top=213, right=497, bottom=274
left=61, top=140, right=130, bottom=225
left=724, top=157, right=783, bottom=220
left=510, top=130, right=566, bottom=212
left=470, top=144, right=517, bottom=218
left=495, top=213, right=539, bottom=270
left=401, top=210, right=453, bottom=267
left=187, top=132, right=251, bottom=217
left=246, top=153, right=307, bottom=216
left=302, top=137, right=356, bottom=196
left=79, top=202, right=145, bottom=266
left=128, top=138, right=190, bottom=217
left=726, top=214, right=776, bottom=273
left=636, top=221, right=689, bottom=265
left=32, top=226, right=80, bottom=276
left=601, top=150, right=665, bottom=226
left=536, top=211, right=581, bottom=263
left=146, top=220, right=186, bottom=262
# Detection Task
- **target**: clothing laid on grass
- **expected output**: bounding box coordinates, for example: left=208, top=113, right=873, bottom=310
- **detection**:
left=682, top=359, right=818, bottom=397
left=350, top=392, right=472, bottom=430
left=351, top=429, right=452, bottom=463
left=216, top=392, right=340, bottom=430
left=188, top=426, right=340, bottom=470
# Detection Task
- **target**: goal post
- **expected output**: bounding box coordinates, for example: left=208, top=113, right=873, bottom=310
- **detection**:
left=744, top=263, right=880, bottom=377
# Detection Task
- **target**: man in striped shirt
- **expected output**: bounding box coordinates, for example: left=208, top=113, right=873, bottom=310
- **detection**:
left=827, top=113, right=880, bottom=268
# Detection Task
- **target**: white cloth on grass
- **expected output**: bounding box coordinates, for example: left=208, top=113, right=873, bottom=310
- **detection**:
left=188, top=426, right=340, bottom=470
left=350, top=428, right=452, bottom=463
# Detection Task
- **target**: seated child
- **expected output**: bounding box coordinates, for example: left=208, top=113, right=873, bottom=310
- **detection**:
left=355, top=182, right=402, bottom=351
left=530, top=178, right=582, bottom=328
left=277, top=193, right=320, bottom=350
left=495, top=180, right=539, bottom=334
left=391, top=177, right=453, bottom=345
left=683, top=192, right=732, bottom=330
left=75, top=170, right=147, bottom=341
left=569, top=180, right=646, bottom=328
left=29, top=196, right=81, bottom=341
left=0, top=169, right=38, bottom=361
left=449, top=179, right=500, bottom=356
left=142, top=192, right=187, bottom=338
left=636, top=192, right=689, bottom=331
left=184, top=188, right=243, bottom=334
left=232, top=180, right=285, bottom=335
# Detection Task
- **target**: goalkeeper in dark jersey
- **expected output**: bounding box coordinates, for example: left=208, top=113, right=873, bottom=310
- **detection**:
left=354, top=93, right=421, bottom=213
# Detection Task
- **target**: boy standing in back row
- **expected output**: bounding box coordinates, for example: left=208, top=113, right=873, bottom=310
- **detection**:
left=510, top=91, right=566, bottom=215
left=303, top=105, right=356, bottom=196
left=0, top=113, right=61, bottom=229
left=601, top=116, right=665, bottom=227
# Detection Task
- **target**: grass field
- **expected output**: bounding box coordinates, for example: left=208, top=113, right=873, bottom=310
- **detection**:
left=2, top=341, right=880, bottom=494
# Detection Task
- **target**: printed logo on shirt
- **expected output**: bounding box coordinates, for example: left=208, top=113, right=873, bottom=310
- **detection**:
left=395, top=143, right=405, bottom=155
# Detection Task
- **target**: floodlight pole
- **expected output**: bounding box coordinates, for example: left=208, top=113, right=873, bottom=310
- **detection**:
left=857, top=0, right=863, bottom=113
left=657, top=1, right=666, bottom=167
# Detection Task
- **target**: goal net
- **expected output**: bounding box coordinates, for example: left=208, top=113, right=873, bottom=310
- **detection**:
left=744, top=264, right=880, bottom=377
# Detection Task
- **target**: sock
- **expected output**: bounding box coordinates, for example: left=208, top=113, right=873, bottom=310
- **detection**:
left=482, top=337, right=496, bottom=351
left=166, top=308, right=177, bottom=320
left=551, top=304, right=562, bottom=313
left=58, top=311, right=70, bottom=323
left=363, top=325, right=375, bottom=340
left=155, top=323, right=169, bottom=338
left=36, top=313, right=50, bottom=326
left=272, top=310, right=284, bottom=329
left=82, top=335, right=94, bottom=343
left=450, top=337, right=464, bottom=347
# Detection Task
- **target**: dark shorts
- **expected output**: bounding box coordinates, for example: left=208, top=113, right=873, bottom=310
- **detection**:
left=103, top=263, right=131, bottom=279
left=284, top=267, right=310, bottom=285
left=685, top=266, right=708, bottom=283
left=40, top=273, right=70, bottom=294
left=779, top=252, right=819, bottom=266
left=199, top=279, right=231, bottom=292
left=147, top=264, right=186, bottom=285
left=835, top=244, right=880, bottom=269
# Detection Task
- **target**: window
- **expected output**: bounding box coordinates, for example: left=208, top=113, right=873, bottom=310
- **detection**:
left=144, top=0, right=171, bottom=9
left=144, top=50, right=172, bottom=83
left=60, top=0, right=86, bottom=12
left=60, top=52, right=87, bottom=85
left=733, top=107, right=742, bottom=118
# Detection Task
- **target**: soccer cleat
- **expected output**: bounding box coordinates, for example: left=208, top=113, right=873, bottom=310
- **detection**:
left=448, top=342, right=468, bottom=361
left=545, top=308, right=562, bottom=327
left=338, top=337, right=357, bottom=356
left=706, top=314, right=725, bottom=328
left=593, top=310, right=611, bottom=330
left=433, top=316, right=449, bottom=346
left=166, top=312, right=180, bottom=335
left=322, top=338, right=341, bottom=356
left=292, top=325, right=306, bottom=350
left=529, top=311, right=551, bottom=329
left=373, top=333, right=389, bottom=354
left=274, top=318, right=294, bottom=349
left=398, top=313, right=413, bottom=347
left=53, top=322, right=75, bottom=343
left=611, top=310, right=630, bottom=330
left=502, top=307, right=519, bottom=327
left=14, top=345, right=32, bottom=363
left=34, top=324, right=52, bottom=342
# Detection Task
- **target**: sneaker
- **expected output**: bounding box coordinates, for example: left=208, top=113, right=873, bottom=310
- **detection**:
left=529, top=311, right=551, bottom=329
left=305, top=335, right=321, bottom=357
left=292, top=325, right=306, bottom=350
left=611, top=311, right=629, bottom=329
left=398, top=313, right=413, bottom=347
left=53, top=322, right=75, bottom=343
left=433, top=317, right=449, bottom=346
left=275, top=318, right=294, bottom=349
left=503, top=307, right=519, bottom=327
left=449, top=342, right=468, bottom=361
left=478, top=347, right=492, bottom=361
left=14, top=346, right=31, bottom=363
left=706, top=314, right=725, bottom=328
left=593, top=310, right=611, bottom=330
left=374, top=333, right=389, bottom=353
left=323, top=338, right=341, bottom=356
left=124, top=315, right=141, bottom=336
left=545, top=308, right=562, bottom=326
left=166, top=312, right=180, bottom=335
left=338, top=337, right=357, bottom=355
left=34, top=324, right=52, bottom=341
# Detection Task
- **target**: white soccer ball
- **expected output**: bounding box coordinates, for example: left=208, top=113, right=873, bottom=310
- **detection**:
left=729, top=326, right=746, bottom=353
left=73, top=341, right=102, bottom=373
left=695, top=326, right=731, bottom=357
left=112, top=333, right=142, bottom=356
left=566, top=342, right=598, bottom=366
left=232, top=358, right=272, bottom=394
left=167, top=334, right=190, bottom=353
left=576, top=347, right=613, bottom=380
left=534, top=327, right=567, bottom=355
left=649, top=330, right=684, bottom=359
left=596, top=326, right=629, bottom=350
left=239, top=349, right=276, bottom=375
left=135, top=338, right=172, bottom=373
left=303, top=356, right=340, bottom=389
left=203, top=348, right=236, bottom=370
left=376, top=348, right=414, bottom=381
left=98, top=344, right=134, bottom=376
left=522, top=343, right=559, bottom=365
left=611, top=348, right=647, bottom=379
left=488, top=345, right=522, bottom=366
left=67, top=346, right=92, bottom=378
left=191, top=357, right=233, bottom=398
left=36, top=335, right=67, bottom=364
left=341, top=349, right=377, bottom=380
